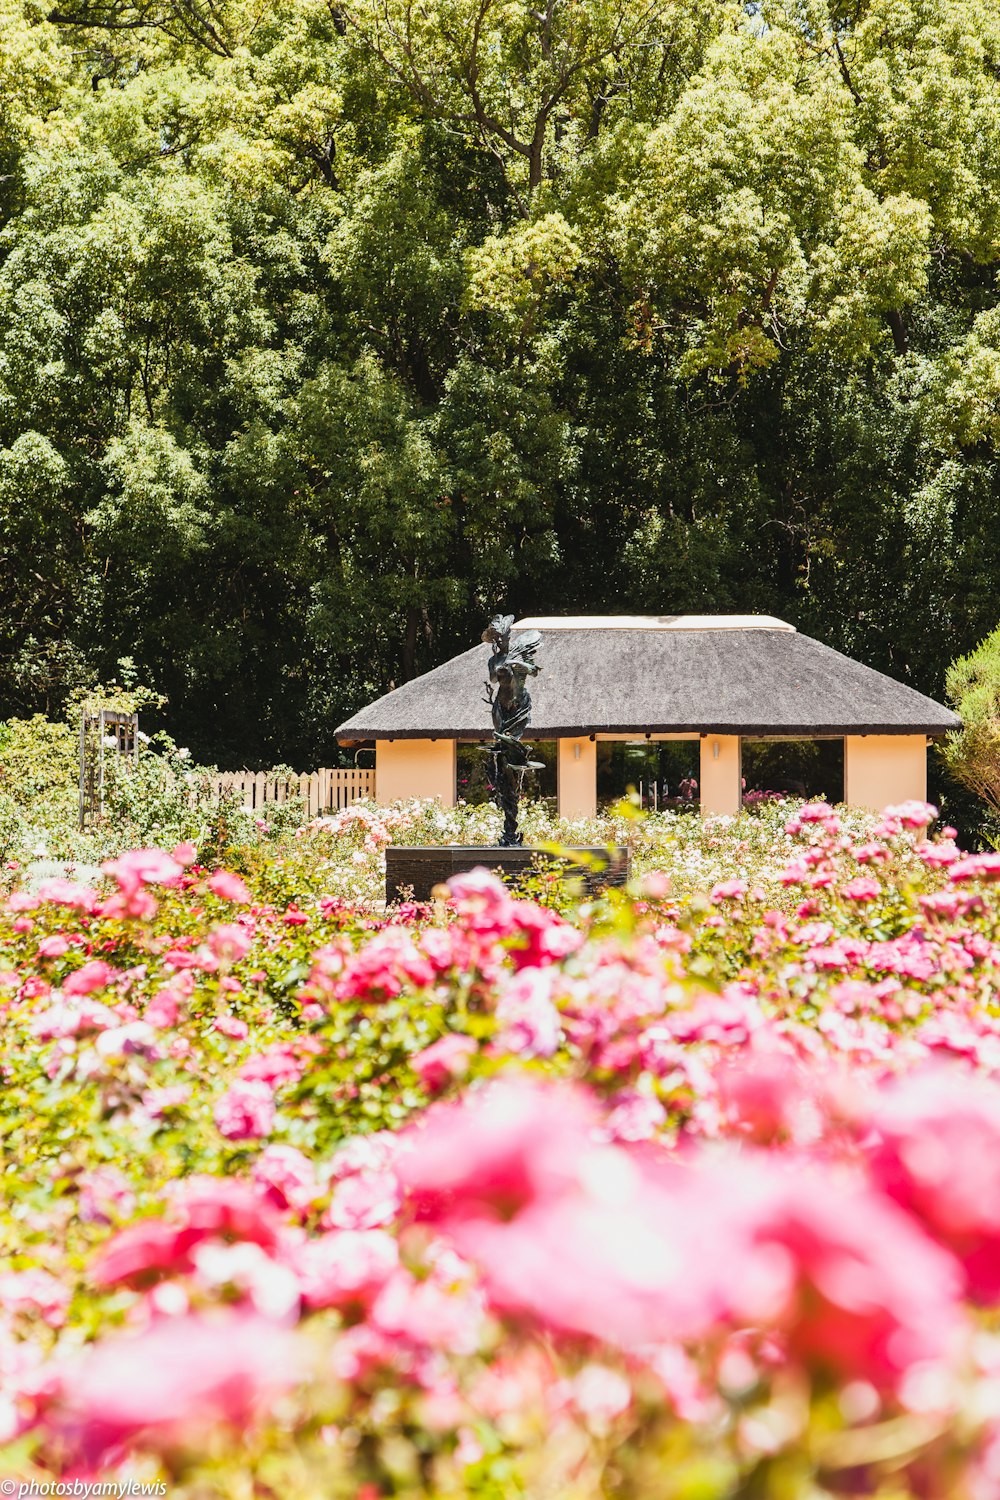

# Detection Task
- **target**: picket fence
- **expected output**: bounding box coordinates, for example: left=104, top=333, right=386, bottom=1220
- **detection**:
left=213, top=767, right=374, bottom=819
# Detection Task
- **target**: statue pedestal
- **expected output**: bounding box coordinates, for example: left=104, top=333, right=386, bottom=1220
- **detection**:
left=385, top=845, right=630, bottom=904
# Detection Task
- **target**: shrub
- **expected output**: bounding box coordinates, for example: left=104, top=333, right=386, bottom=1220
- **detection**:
left=943, top=624, right=1000, bottom=830
left=0, top=713, right=78, bottom=812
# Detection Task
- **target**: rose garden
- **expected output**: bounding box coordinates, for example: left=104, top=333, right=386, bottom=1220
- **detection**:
left=1, top=787, right=1000, bottom=1497
left=8, top=0, right=1000, bottom=1491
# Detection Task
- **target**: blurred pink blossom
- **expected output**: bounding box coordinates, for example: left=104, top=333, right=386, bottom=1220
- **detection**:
left=208, top=870, right=252, bottom=903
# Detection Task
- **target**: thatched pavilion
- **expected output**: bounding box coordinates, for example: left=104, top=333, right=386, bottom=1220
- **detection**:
left=334, top=615, right=960, bottom=818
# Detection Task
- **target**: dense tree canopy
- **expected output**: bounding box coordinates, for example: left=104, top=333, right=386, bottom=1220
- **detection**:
left=1, top=0, right=1000, bottom=762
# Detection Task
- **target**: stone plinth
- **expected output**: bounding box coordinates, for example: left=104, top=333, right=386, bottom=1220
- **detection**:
left=385, top=846, right=630, bottom=904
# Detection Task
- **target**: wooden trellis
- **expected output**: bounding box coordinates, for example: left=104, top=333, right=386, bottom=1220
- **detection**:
left=79, top=709, right=139, bottom=830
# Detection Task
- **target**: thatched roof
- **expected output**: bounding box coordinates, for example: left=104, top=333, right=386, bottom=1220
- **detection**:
left=335, top=616, right=960, bottom=741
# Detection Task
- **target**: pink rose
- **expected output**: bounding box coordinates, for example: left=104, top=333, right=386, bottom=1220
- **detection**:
left=411, top=1034, right=477, bottom=1093
left=208, top=921, right=252, bottom=965
left=252, top=1145, right=319, bottom=1214
left=63, top=960, right=118, bottom=997
left=293, top=1229, right=398, bottom=1308
left=214, top=1080, right=275, bottom=1140
left=51, top=1312, right=301, bottom=1466
left=208, top=870, right=252, bottom=903
left=324, top=1170, right=401, bottom=1230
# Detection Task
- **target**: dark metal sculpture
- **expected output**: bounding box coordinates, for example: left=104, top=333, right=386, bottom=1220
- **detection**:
left=481, top=614, right=542, bottom=846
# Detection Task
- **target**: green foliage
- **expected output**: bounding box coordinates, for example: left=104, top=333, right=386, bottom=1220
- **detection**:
left=0, top=714, right=78, bottom=810
left=1, top=0, right=1000, bottom=757
left=0, top=704, right=309, bottom=866
left=942, top=624, right=1000, bottom=823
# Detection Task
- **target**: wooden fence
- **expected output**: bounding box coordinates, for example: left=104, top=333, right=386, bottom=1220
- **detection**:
left=213, top=767, right=374, bottom=819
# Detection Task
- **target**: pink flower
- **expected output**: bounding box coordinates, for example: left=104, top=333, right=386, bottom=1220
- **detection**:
left=31, top=998, right=117, bottom=1040
left=334, top=929, right=435, bottom=1004
left=144, top=988, right=179, bottom=1028
left=711, top=879, right=748, bottom=902
left=786, top=802, right=840, bottom=835
left=36, top=934, right=71, bottom=959
left=876, top=801, right=938, bottom=835
left=570, top=1364, right=632, bottom=1428
left=141, top=1085, right=190, bottom=1117
left=6, top=892, right=38, bottom=912
left=397, top=1079, right=599, bottom=1223
left=172, top=841, right=198, bottom=865
left=370, top=1269, right=485, bottom=1355
left=208, top=922, right=252, bottom=966
left=866, top=1067, right=1000, bottom=1303
left=853, top=842, right=889, bottom=865
left=63, top=960, right=118, bottom=997
left=324, top=1171, right=401, bottom=1230
left=603, top=1091, right=667, bottom=1143
left=35, top=878, right=98, bottom=912
left=411, top=1034, right=477, bottom=1093
left=208, top=870, right=252, bottom=903
left=919, top=891, right=963, bottom=921
left=102, top=848, right=183, bottom=897
left=169, top=1176, right=282, bottom=1249
left=90, top=1218, right=197, bottom=1288
left=506, top=902, right=583, bottom=970
left=841, top=877, right=881, bottom=902
left=918, top=840, right=961, bottom=869
left=292, top=1229, right=398, bottom=1308
left=666, top=987, right=764, bottom=1046
left=726, top=1164, right=963, bottom=1394
left=252, top=1145, right=318, bottom=1214
left=94, top=1021, right=159, bottom=1060
left=715, top=1050, right=826, bottom=1145
left=950, top=853, right=1000, bottom=884
left=91, top=1171, right=286, bottom=1290
left=446, top=869, right=515, bottom=925
left=214, top=1012, right=249, bottom=1040
left=98, top=888, right=159, bottom=921
left=78, top=1168, right=136, bottom=1226
left=328, top=1131, right=399, bottom=1179
left=399, top=1082, right=964, bottom=1393
left=0, top=1268, right=70, bottom=1327
left=494, top=969, right=563, bottom=1058
left=239, top=1044, right=305, bottom=1088
left=214, top=1080, right=275, bottom=1140
left=51, top=1312, right=301, bottom=1465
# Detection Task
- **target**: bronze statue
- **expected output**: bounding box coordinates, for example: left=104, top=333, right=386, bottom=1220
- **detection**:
left=481, top=614, right=542, bottom=846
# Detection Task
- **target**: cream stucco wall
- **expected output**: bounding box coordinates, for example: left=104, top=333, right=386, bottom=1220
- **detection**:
left=844, top=735, right=927, bottom=811
left=557, top=737, right=597, bottom=820
left=699, top=735, right=743, bottom=818
left=374, top=739, right=456, bottom=807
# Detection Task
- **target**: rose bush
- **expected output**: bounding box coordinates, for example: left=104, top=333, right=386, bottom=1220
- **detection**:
left=5, top=799, right=1000, bottom=1494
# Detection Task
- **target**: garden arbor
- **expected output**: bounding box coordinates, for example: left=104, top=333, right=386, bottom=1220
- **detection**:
left=335, top=616, right=959, bottom=817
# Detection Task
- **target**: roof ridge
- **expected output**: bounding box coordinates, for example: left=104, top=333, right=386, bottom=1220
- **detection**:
left=512, top=615, right=795, bottom=631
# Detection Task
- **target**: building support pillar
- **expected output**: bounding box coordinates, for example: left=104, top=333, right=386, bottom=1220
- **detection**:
left=557, top=736, right=597, bottom=820
left=700, top=735, right=742, bottom=818
left=374, top=739, right=456, bottom=808
left=844, top=735, right=927, bottom=812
